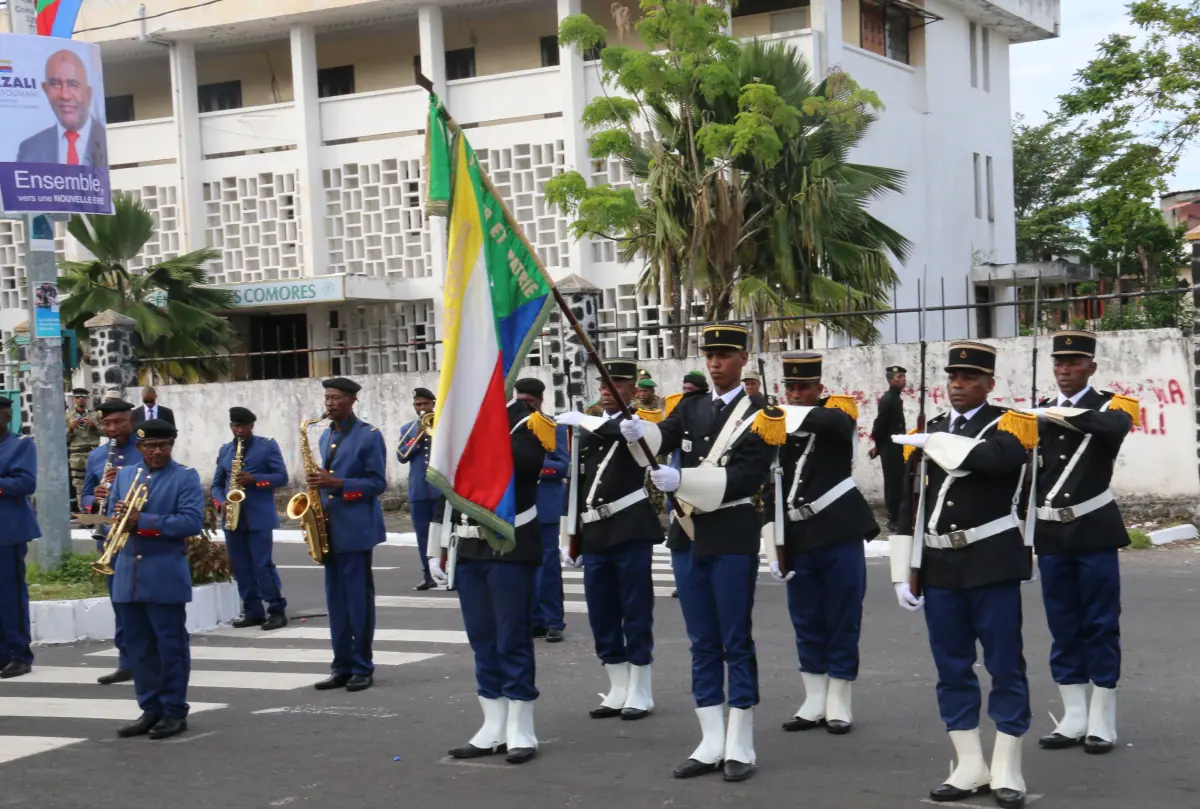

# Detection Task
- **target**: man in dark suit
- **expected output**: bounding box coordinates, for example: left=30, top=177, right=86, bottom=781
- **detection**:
left=132, top=387, right=175, bottom=427
left=869, top=365, right=907, bottom=530
left=17, top=49, right=108, bottom=167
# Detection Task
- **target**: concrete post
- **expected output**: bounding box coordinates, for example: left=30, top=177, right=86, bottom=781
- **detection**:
left=169, top=42, right=206, bottom=253
left=84, top=310, right=139, bottom=398
left=418, top=5, right=447, bottom=102
left=557, top=274, right=602, bottom=410
left=812, top=0, right=845, bottom=75
left=556, top=0, right=589, bottom=283
left=290, top=25, right=329, bottom=278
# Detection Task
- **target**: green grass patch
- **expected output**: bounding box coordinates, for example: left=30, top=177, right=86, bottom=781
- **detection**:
left=26, top=552, right=108, bottom=601
left=1128, top=530, right=1152, bottom=550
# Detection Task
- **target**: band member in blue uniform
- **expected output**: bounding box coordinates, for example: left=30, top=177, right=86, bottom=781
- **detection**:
left=432, top=398, right=555, bottom=765
left=396, top=387, right=438, bottom=590
left=212, top=407, right=289, bottom=631
left=1030, top=331, right=1137, bottom=755
left=0, top=397, right=38, bottom=679
left=81, top=399, right=142, bottom=686
left=109, top=419, right=205, bottom=740
left=311, top=377, right=387, bottom=693
left=762, top=353, right=878, bottom=735
left=556, top=359, right=661, bottom=720
left=622, top=323, right=781, bottom=783
left=892, top=341, right=1039, bottom=809
left=515, top=378, right=568, bottom=643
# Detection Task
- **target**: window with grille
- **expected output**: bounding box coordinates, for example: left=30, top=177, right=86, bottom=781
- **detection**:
left=318, top=65, right=355, bottom=98
left=105, top=94, right=134, bottom=124
left=540, top=35, right=560, bottom=67
left=198, top=80, right=242, bottom=113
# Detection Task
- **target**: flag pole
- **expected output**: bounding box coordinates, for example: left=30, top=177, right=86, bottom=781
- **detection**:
left=419, top=76, right=667, bottom=476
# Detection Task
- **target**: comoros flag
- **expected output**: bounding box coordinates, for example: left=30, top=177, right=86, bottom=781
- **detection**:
left=424, top=96, right=553, bottom=544
left=36, top=0, right=86, bottom=38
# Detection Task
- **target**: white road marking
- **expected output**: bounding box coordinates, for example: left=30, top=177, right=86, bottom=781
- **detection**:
left=0, top=736, right=85, bottom=765
left=275, top=565, right=399, bottom=571
left=375, top=596, right=590, bottom=614
left=1, top=667, right=328, bottom=691
left=564, top=584, right=676, bottom=597
left=0, top=697, right=226, bottom=720
left=252, top=704, right=398, bottom=718
left=164, top=730, right=219, bottom=744
left=205, top=627, right=469, bottom=644
left=89, top=648, right=440, bottom=666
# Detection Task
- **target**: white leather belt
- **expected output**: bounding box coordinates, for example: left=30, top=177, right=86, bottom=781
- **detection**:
left=1037, top=489, right=1114, bottom=523
left=581, top=489, right=647, bottom=525
left=456, top=506, right=538, bottom=538
left=788, top=477, right=855, bottom=522
left=515, top=505, right=538, bottom=527
left=925, top=514, right=1019, bottom=550
left=669, top=497, right=752, bottom=522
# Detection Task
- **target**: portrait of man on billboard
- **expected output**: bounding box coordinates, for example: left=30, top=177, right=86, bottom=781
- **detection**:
left=16, top=48, right=107, bottom=167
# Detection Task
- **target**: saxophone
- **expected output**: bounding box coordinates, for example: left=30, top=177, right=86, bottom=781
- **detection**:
left=224, top=438, right=246, bottom=530
left=286, top=418, right=330, bottom=565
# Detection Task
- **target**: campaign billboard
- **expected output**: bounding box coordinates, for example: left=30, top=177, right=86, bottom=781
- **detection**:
left=0, top=32, right=111, bottom=215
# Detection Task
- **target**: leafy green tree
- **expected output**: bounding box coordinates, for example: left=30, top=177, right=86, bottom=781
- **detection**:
left=59, top=192, right=236, bottom=382
left=1012, top=114, right=1096, bottom=262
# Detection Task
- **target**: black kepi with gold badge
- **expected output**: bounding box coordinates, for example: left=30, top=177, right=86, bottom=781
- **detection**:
left=782, top=352, right=822, bottom=382
left=1050, top=330, right=1097, bottom=358
left=945, top=341, right=997, bottom=374
left=700, top=322, right=749, bottom=352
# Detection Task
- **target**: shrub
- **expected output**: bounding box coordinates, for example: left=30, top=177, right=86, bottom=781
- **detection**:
left=1128, top=530, right=1151, bottom=549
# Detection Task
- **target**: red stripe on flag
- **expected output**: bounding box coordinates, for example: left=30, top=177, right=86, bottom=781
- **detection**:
left=453, top=358, right=514, bottom=510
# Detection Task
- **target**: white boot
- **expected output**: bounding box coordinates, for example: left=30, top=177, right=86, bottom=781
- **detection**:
left=723, top=707, right=756, bottom=781
left=787, top=672, right=828, bottom=728
left=1041, top=683, right=1088, bottom=747
left=453, top=696, right=508, bottom=757
left=931, top=729, right=990, bottom=799
left=591, top=662, right=630, bottom=718
left=990, top=731, right=1026, bottom=803
left=505, top=699, right=538, bottom=763
left=623, top=663, right=654, bottom=717
left=826, top=678, right=853, bottom=734
left=1085, top=686, right=1117, bottom=753
left=673, top=705, right=725, bottom=778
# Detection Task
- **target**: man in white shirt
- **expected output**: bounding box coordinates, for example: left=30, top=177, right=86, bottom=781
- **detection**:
left=16, top=49, right=108, bottom=168
left=132, top=387, right=175, bottom=427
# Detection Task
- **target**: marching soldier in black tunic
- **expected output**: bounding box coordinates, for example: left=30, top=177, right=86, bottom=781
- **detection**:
left=1029, top=330, right=1137, bottom=755
left=762, top=353, right=879, bottom=735
left=621, top=323, right=782, bottom=783
left=891, top=341, right=1039, bottom=809
left=870, top=365, right=907, bottom=530
left=556, top=359, right=662, bottom=720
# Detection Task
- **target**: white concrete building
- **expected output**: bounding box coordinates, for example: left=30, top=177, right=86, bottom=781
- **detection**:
left=0, top=0, right=1060, bottom=379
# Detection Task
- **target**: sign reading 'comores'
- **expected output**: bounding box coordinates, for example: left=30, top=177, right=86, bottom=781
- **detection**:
left=220, top=278, right=345, bottom=308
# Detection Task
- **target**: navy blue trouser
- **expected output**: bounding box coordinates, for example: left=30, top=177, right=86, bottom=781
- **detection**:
left=115, top=602, right=190, bottom=719
left=457, top=558, right=539, bottom=701
left=924, top=582, right=1031, bottom=736
left=324, top=550, right=376, bottom=676
left=224, top=527, right=286, bottom=619
left=411, top=499, right=438, bottom=582
left=533, top=523, right=565, bottom=632
left=0, top=543, right=32, bottom=666
left=582, top=541, right=655, bottom=665
left=105, top=572, right=130, bottom=671
left=672, top=548, right=759, bottom=709
left=786, top=539, right=866, bottom=680
left=1039, top=549, right=1122, bottom=688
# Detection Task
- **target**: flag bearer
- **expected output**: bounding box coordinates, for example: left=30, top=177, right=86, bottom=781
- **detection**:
left=0, top=397, right=38, bottom=680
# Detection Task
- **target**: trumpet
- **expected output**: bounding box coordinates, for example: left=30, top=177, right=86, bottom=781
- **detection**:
left=286, top=417, right=330, bottom=565
left=224, top=438, right=245, bottom=530
left=397, top=411, right=436, bottom=462
left=93, top=468, right=150, bottom=576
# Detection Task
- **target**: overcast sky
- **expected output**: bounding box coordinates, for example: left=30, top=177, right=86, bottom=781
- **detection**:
left=1009, top=0, right=1200, bottom=193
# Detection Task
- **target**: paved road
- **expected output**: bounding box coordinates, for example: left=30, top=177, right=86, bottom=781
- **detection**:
left=3, top=544, right=1198, bottom=809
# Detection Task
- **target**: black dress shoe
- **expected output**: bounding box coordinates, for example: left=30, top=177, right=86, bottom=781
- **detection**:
left=929, top=783, right=991, bottom=802
left=414, top=580, right=435, bottom=591
left=449, top=743, right=506, bottom=759
left=117, top=712, right=161, bottom=738
left=1038, top=731, right=1082, bottom=749
left=826, top=719, right=852, bottom=735
left=1084, top=735, right=1115, bottom=755
left=232, top=615, right=265, bottom=629
left=314, top=673, right=351, bottom=690
left=506, top=747, right=536, bottom=764
left=994, top=788, right=1026, bottom=808
left=261, top=613, right=288, bottom=631
left=0, top=661, right=31, bottom=679
left=723, top=760, right=755, bottom=782
left=148, top=716, right=188, bottom=740
left=589, top=705, right=622, bottom=719
left=346, top=674, right=373, bottom=692
left=621, top=708, right=650, bottom=721
left=97, top=669, right=132, bottom=686
left=673, top=758, right=722, bottom=779
left=782, top=716, right=825, bottom=732
left=532, top=627, right=547, bottom=638
left=546, top=628, right=564, bottom=643
left=671, top=590, right=679, bottom=599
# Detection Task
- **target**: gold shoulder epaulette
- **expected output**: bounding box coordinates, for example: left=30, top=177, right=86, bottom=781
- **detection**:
left=998, top=409, right=1038, bottom=450
left=902, top=428, right=918, bottom=462
left=750, top=406, right=787, bottom=446
left=636, top=407, right=664, bottom=424
left=1108, top=393, right=1142, bottom=427
left=663, top=392, right=684, bottom=418
left=527, top=410, right=558, bottom=452
left=824, top=394, right=859, bottom=420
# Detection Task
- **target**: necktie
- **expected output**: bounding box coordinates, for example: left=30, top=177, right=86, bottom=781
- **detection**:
left=65, top=131, right=80, bottom=166
left=712, top=398, right=726, bottom=419
left=952, top=415, right=967, bottom=434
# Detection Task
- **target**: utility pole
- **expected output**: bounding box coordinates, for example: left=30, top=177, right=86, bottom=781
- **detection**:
left=6, top=1, right=73, bottom=568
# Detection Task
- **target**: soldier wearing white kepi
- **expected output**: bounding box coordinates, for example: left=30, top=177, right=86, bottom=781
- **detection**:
left=556, top=359, right=662, bottom=722
left=1029, top=330, right=1138, bottom=755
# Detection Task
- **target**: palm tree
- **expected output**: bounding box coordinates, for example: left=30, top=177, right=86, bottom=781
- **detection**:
left=58, top=192, right=236, bottom=382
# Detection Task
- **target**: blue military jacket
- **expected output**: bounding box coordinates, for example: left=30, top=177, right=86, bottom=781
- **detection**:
left=396, top=418, right=437, bottom=502
left=0, top=432, right=40, bottom=546
left=81, top=438, right=142, bottom=513
left=212, top=435, right=289, bottom=531
left=319, top=415, right=387, bottom=553
left=108, top=460, right=205, bottom=604
left=536, top=422, right=568, bottom=525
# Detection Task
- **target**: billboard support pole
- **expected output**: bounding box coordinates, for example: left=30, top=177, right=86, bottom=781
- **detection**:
left=6, top=4, right=74, bottom=569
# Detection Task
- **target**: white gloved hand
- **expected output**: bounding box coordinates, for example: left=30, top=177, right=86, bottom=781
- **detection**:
left=555, top=411, right=586, bottom=426
left=892, top=433, right=930, bottom=449
left=1023, top=408, right=1053, bottom=418
left=429, top=556, right=448, bottom=585
left=769, top=560, right=795, bottom=583
left=620, top=414, right=645, bottom=443
left=649, top=465, right=680, bottom=493
left=894, top=581, right=924, bottom=612
left=560, top=546, right=582, bottom=568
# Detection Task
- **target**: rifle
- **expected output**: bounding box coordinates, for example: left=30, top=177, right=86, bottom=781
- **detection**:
left=562, top=424, right=582, bottom=562
left=908, top=276, right=928, bottom=597
left=436, top=498, right=457, bottom=590
left=1022, top=275, right=1042, bottom=571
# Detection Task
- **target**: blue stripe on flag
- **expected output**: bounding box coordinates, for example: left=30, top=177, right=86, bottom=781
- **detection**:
left=498, top=294, right=549, bottom=378
left=495, top=477, right=516, bottom=525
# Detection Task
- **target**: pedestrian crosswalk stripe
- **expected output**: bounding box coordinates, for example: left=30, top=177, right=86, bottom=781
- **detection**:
left=563, top=571, right=678, bottom=583
left=89, top=647, right=442, bottom=666
left=206, top=627, right=469, bottom=644
left=564, top=584, right=675, bottom=597
left=275, top=565, right=400, bottom=571
left=0, top=697, right=227, bottom=721
left=0, top=736, right=85, bottom=765
left=2, top=667, right=328, bottom=691
left=375, top=596, right=591, bottom=614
